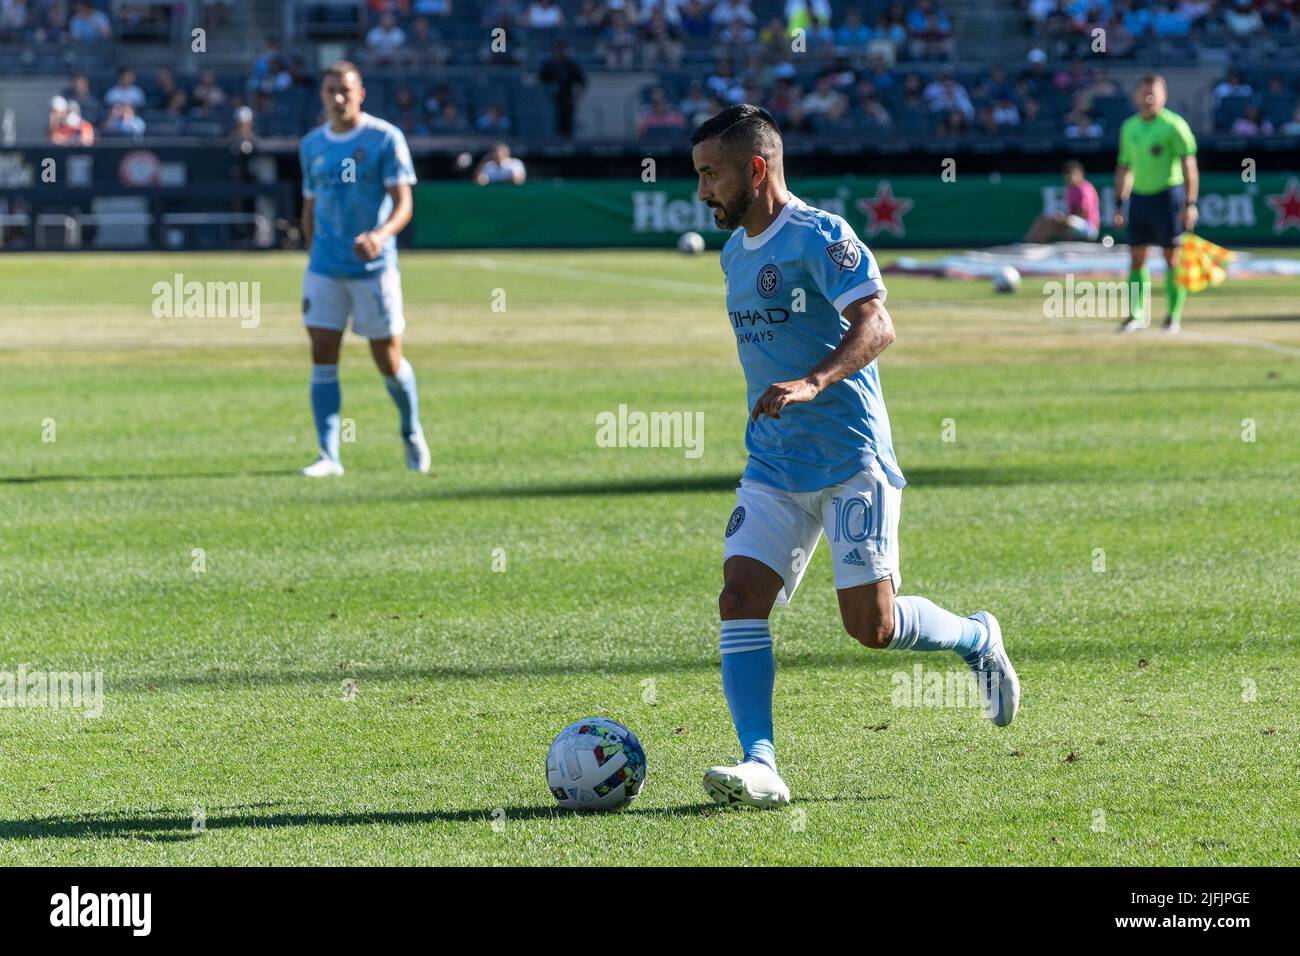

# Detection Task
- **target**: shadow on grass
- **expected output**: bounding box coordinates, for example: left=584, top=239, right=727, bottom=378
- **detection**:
left=0, top=798, right=874, bottom=842
left=0, top=465, right=1092, bottom=495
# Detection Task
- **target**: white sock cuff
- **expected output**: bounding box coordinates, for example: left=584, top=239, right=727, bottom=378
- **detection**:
left=311, top=363, right=339, bottom=384
left=720, top=618, right=772, bottom=655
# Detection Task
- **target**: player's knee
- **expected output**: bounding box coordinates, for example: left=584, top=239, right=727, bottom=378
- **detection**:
left=718, top=583, right=765, bottom=621
left=845, top=610, right=893, bottom=650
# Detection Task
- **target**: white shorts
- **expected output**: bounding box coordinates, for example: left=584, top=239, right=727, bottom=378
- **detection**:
left=722, top=457, right=902, bottom=606
left=302, top=269, right=406, bottom=340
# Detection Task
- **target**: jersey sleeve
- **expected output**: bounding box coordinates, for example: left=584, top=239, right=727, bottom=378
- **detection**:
left=299, top=141, right=314, bottom=199
left=1171, top=114, right=1197, bottom=157
left=382, top=128, right=417, bottom=189
left=804, top=215, right=886, bottom=314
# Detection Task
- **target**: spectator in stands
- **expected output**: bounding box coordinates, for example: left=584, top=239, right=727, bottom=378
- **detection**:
left=104, top=102, right=145, bottom=138
left=813, top=95, right=856, bottom=135
left=1063, top=100, right=1101, bottom=137
left=936, top=108, right=968, bottom=138
left=474, top=143, right=526, bottom=185
left=33, top=0, right=70, bottom=44
left=1280, top=105, right=1300, bottom=135
left=868, top=5, right=908, bottom=64
left=637, top=86, right=687, bottom=137
left=413, top=0, right=453, bottom=15
left=1223, top=0, right=1264, bottom=36
left=1025, top=160, right=1100, bottom=241
left=1020, top=48, right=1052, bottom=99
left=153, top=67, right=184, bottom=111
left=641, top=7, right=685, bottom=66
left=404, top=16, right=450, bottom=67
left=857, top=90, right=893, bottom=132
left=202, top=0, right=233, bottom=33
left=899, top=72, right=926, bottom=112
left=393, top=85, right=427, bottom=135
left=69, top=0, right=110, bottom=43
left=1020, top=95, right=1055, bottom=136
left=679, top=80, right=713, bottom=121
left=366, top=11, right=407, bottom=65
left=431, top=100, right=471, bottom=134
left=599, top=6, right=637, bottom=68
left=802, top=73, right=847, bottom=120
left=1231, top=104, right=1274, bottom=136
left=907, top=0, right=955, bottom=59
left=0, top=0, right=28, bottom=41
left=480, top=0, right=522, bottom=26
left=525, top=0, right=565, bottom=29
left=48, top=95, right=69, bottom=139
left=1213, top=69, right=1253, bottom=104
left=477, top=103, right=511, bottom=134
left=1098, top=11, right=1136, bottom=57
left=767, top=76, right=801, bottom=121
left=992, top=95, right=1021, bottom=128
left=835, top=7, right=871, bottom=48
left=862, top=52, right=896, bottom=92
left=66, top=72, right=103, bottom=126
left=1150, top=0, right=1191, bottom=36
left=923, top=70, right=974, bottom=120
left=679, top=0, right=713, bottom=38
left=1116, top=0, right=1151, bottom=36
left=712, top=0, right=757, bottom=41
left=192, top=70, right=227, bottom=111
left=104, top=69, right=146, bottom=111
left=228, top=104, right=255, bottom=143
left=539, top=41, right=586, bottom=138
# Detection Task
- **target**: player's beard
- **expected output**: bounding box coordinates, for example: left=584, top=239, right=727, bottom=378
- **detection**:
left=713, top=186, right=756, bottom=230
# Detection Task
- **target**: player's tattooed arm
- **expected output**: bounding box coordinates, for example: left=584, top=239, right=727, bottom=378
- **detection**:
left=750, top=294, right=895, bottom=421
left=353, top=184, right=413, bottom=260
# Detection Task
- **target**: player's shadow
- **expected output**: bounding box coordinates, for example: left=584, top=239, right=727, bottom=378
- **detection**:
left=0, top=469, right=299, bottom=485
left=0, top=800, right=807, bottom=843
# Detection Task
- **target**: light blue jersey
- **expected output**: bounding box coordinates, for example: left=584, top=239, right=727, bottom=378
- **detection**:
left=721, top=196, right=904, bottom=494
left=300, top=113, right=416, bottom=278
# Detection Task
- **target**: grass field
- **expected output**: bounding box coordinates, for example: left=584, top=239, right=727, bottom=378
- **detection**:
left=1, top=249, right=1297, bottom=866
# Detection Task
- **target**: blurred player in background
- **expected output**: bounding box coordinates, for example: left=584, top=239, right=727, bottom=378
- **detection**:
left=298, top=60, right=427, bottom=477
left=692, top=105, right=1019, bottom=809
left=1113, top=74, right=1199, bottom=334
left=1024, top=160, right=1099, bottom=243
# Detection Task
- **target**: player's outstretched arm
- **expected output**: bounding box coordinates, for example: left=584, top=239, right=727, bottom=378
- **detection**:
left=750, top=294, right=895, bottom=421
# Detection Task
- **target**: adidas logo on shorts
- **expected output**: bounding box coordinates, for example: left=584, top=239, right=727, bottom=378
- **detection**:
left=842, top=548, right=866, bottom=566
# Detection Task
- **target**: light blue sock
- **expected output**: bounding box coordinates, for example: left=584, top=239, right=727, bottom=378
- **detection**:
left=890, top=596, right=988, bottom=660
left=383, top=358, right=421, bottom=438
left=720, top=619, right=776, bottom=770
left=310, top=363, right=341, bottom=462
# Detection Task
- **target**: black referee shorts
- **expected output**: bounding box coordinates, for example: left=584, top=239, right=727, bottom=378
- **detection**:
left=1127, top=185, right=1185, bottom=249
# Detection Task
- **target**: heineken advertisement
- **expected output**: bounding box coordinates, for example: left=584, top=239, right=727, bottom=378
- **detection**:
left=413, top=173, right=1300, bottom=248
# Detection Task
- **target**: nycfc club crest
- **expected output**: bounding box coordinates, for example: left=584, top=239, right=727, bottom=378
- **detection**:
left=726, top=506, right=745, bottom=537
left=825, top=238, right=861, bottom=272
left=757, top=263, right=782, bottom=298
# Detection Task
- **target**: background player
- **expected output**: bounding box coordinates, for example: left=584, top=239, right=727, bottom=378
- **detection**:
left=1113, top=74, right=1199, bottom=334
left=691, top=105, right=1020, bottom=808
left=1024, top=160, right=1100, bottom=244
left=298, top=60, right=427, bottom=477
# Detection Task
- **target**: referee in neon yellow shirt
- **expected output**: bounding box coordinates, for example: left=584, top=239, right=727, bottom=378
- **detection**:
left=1113, top=74, right=1199, bottom=333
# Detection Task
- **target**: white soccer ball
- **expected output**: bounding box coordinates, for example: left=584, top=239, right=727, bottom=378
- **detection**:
left=677, top=231, right=705, bottom=255
left=546, top=717, right=647, bottom=811
left=992, top=265, right=1021, bottom=293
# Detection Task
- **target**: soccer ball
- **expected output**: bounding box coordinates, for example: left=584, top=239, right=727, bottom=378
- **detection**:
left=546, top=717, right=647, bottom=811
left=677, top=231, right=705, bottom=255
left=992, top=265, right=1021, bottom=293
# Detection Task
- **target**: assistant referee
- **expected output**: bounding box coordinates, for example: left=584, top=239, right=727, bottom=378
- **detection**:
left=1113, top=74, right=1199, bottom=334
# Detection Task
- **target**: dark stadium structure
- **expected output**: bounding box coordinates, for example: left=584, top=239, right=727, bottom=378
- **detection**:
left=0, top=0, right=1297, bottom=248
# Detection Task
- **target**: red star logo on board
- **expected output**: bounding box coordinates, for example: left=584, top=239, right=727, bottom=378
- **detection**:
left=856, top=181, right=914, bottom=237
left=1265, top=179, right=1300, bottom=233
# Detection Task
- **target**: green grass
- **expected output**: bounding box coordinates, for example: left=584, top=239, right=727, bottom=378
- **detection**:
left=0, top=250, right=1297, bottom=865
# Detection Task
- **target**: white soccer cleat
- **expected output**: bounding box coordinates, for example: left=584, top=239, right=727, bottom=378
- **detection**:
left=300, top=455, right=344, bottom=478
left=403, top=430, right=431, bottom=473
left=1118, top=317, right=1146, bottom=333
left=967, top=610, right=1020, bottom=727
left=703, top=759, right=791, bottom=808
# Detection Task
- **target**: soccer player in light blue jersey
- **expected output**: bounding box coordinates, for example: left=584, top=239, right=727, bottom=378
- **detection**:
left=298, top=61, right=427, bottom=477
left=692, top=105, right=1020, bottom=808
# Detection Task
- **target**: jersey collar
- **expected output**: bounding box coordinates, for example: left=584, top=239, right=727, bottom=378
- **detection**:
left=322, top=113, right=372, bottom=142
left=742, top=195, right=803, bottom=251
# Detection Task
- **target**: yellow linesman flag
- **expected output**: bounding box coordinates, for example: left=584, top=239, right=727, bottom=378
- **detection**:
left=1177, top=233, right=1234, bottom=293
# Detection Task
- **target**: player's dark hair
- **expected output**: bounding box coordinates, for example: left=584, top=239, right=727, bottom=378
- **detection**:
left=323, top=60, right=363, bottom=85
left=690, top=104, right=783, bottom=166
left=1137, top=73, right=1165, bottom=88
left=1062, top=159, right=1084, bottom=175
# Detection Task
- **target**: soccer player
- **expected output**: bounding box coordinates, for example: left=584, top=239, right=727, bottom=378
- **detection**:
left=1113, top=74, right=1199, bottom=334
left=1023, top=160, right=1100, bottom=243
left=298, top=61, right=427, bottom=477
left=691, top=105, right=1020, bottom=808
